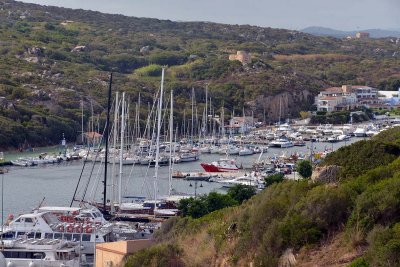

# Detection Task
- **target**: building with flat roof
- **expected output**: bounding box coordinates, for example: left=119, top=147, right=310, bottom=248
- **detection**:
left=315, top=85, right=377, bottom=112
left=96, top=239, right=154, bottom=267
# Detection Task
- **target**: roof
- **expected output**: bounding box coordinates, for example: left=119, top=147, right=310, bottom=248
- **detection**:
left=38, top=206, right=81, bottom=212
left=323, top=87, right=343, bottom=93
left=19, top=212, right=49, bottom=218
left=85, top=132, right=102, bottom=138
left=319, top=97, right=340, bottom=101
left=352, top=85, right=376, bottom=90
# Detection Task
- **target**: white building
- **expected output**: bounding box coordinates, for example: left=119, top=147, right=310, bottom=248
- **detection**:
left=315, top=85, right=376, bottom=112
left=315, top=85, right=357, bottom=112
left=226, top=116, right=255, bottom=134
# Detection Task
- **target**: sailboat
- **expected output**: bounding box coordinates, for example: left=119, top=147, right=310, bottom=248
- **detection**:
left=109, top=68, right=179, bottom=220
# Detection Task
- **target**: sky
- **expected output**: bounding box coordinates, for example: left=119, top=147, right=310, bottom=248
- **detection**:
left=19, top=0, right=400, bottom=31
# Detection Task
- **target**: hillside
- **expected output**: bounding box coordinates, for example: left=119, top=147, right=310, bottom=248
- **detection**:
left=0, top=1, right=399, bottom=149
left=125, top=127, right=400, bottom=266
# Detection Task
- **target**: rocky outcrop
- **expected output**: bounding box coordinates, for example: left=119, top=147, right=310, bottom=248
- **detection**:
left=279, top=249, right=297, bottom=267
left=250, top=89, right=315, bottom=122
left=311, top=165, right=341, bottom=184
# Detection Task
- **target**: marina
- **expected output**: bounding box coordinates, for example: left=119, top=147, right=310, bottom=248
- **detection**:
left=0, top=133, right=367, bottom=221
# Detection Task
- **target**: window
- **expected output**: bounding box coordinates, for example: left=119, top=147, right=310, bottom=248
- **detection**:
left=2, top=231, right=15, bottom=239
left=34, top=232, right=41, bottom=239
left=33, top=252, right=45, bottom=259
left=63, top=233, right=72, bottom=240
left=82, top=234, right=90, bottom=241
left=27, top=232, right=35, bottom=238
left=54, top=233, right=62, bottom=239
left=45, top=233, right=53, bottom=239
left=25, top=218, right=33, bottom=223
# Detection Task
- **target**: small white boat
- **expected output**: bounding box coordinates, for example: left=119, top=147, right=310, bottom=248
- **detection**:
left=11, top=158, right=35, bottom=167
left=239, top=147, right=254, bottom=156
left=198, top=145, right=211, bottom=153
left=184, top=172, right=211, bottom=181
left=354, top=127, right=367, bottom=137
left=177, top=152, right=199, bottom=162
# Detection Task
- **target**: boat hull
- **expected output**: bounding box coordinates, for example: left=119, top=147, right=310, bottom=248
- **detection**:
left=200, top=163, right=239, bottom=172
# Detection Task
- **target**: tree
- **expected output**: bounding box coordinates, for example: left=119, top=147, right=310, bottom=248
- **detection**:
left=299, top=111, right=311, bottom=120
left=227, top=184, right=256, bottom=204
left=297, top=160, right=312, bottom=179
left=206, top=192, right=237, bottom=212
left=264, top=173, right=285, bottom=187
left=187, top=198, right=209, bottom=219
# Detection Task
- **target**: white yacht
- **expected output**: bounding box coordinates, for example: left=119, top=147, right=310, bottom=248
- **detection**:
left=353, top=127, right=367, bottom=137
left=218, top=174, right=263, bottom=188
left=1, top=211, right=114, bottom=254
left=238, top=147, right=254, bottom=156
left=0, top=238, right=82, bottom=267
left=269, top=138, right=294, bottom=148
left=177, top=152, right=199, bottom=162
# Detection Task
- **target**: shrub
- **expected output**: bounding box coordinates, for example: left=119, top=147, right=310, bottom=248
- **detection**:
left=124, top=244, right=184, bottom=267
left=264, top=173, right=285, bottom=187
left=135, top=64, right=163, bottom=76
left=227, top=184, right=256, bottom=204
left=297, top=160, right=312, bottom=179
left=365, top=224, right=400, bottom=267
left=348, top=257, right=369, bottom=267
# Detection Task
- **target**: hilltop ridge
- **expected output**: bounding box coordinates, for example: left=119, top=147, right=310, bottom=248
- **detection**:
left=0, top=0, right=398, bottom=149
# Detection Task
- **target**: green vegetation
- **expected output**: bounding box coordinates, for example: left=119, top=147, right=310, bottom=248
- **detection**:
left=178, top=184, right=256, bottom=218
left=0, top=1, right=398, bottom=148
left=125, top=127, right=400, bottom=266
left=264, top=173, right=285, bottom=187
left=297, top=160, right=312, bottom=178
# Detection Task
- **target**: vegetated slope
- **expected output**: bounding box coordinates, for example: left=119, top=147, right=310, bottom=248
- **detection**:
left=0, top=0, right=399, bottom=149
left=125, top=127, right=400, bottom=267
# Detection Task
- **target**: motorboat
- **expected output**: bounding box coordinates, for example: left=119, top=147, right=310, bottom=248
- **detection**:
left=353, top=127, right=367, bottom=137
left=218, top=173, right=263, bottom=188
left=10, top=158, right=35, bottom=167
left=184, top=172, right=212, bottom=181
left=0, top=238, right=82, bottom=267
left=239, top=147, right=254, bottom=156
left=200, top=158, right=240, bottom=172
left=293, top=140, right=306, bottom=146
left=219, top=145, right=240, bottom=155
left=198, top=145, right=211, bottom=154
left=1, top=211, right=114, bottom=254
left=177, top=152, right=199, bottom=162
left=269, top=138, right=294, bottom=148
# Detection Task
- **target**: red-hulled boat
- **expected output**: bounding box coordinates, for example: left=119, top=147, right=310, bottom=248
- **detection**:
left=200, top=159, right=240, bottom=172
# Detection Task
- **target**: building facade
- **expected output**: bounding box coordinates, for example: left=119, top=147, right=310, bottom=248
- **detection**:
left=315, top=85, right=377, bottom=112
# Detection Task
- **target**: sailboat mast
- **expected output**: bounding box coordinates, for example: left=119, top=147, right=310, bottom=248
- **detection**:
left=168, top=90, right=174, bottom=196
left=154, top=68, right=165, bottom=215
left=191, top=87, right=194, bottom=145
left=118, top=92, right=125, bottom=207
left=279, top=96, right=282, bottom=126
left=205, top=85, right=208, bottom=136
left=103, top=73, right=113, bottom=211
left=81, top=98, right=84, bottom=144
left=111, top=92, right=119, bottom=213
